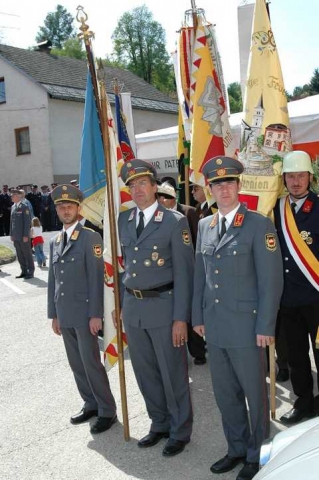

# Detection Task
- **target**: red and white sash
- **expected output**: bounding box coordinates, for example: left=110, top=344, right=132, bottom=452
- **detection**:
left=280, top=196, right=319, bottom=292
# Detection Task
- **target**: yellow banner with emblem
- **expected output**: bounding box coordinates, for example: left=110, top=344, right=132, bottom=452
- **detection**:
left=239, top=0, right=291, bottom=217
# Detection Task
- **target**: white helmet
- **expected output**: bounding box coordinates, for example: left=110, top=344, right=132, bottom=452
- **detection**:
left=282, top=150, right=314, bottom=174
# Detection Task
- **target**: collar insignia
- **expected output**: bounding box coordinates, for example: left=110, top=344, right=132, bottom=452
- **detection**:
left=56, top=232, right=61, bottom=244
left=71, top=230, right=79, bottom=241
left=154, top=210, right=163, bottom=222
left=128, top=210, right=135, bottom=222
left=302, top=199, right=313, bottom=213
left=234, top=213, right=244, bottom=227
left=209, top=213, right=218, bottom=228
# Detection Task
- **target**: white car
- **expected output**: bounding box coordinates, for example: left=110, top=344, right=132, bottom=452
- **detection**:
left=255, top=416, right=319, bottom=479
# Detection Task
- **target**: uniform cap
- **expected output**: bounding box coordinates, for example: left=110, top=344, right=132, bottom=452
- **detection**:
left=51, top=184, right=83, bottom=205
left=32, top=184, right=38, bottom=188
left=160, top=176, right=179, bottom=191
left=120, top=159, right=157, bottom=185
left=10, top=188, right=24, bottom=195
left=202, top=156, right=244, bottom=183
left=157, top=182, right=176, bottom=199
left=282, top=150, right=314, bottom=174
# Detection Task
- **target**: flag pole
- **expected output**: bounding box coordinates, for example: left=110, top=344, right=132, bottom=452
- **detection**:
left=98, top=64, right=130, bottom=440
left=77, top=7, right=130, bottom=441
left=269, top=343, right=276, bottom=419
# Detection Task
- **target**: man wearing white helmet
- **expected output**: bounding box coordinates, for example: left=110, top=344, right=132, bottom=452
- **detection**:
left=274, top=150, right=319, bottom=425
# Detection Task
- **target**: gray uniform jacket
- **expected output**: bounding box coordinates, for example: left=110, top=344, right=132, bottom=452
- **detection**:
left=192, top=204, right=283, bottom=348
left=10, top=200, right=32, bottom=239
left=118, top=204, right=194, bottom=327
left=47, top=223, right=104, bottom=328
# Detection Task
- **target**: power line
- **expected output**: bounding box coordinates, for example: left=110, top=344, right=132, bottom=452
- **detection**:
left=0, top=12, right=20, bottom=17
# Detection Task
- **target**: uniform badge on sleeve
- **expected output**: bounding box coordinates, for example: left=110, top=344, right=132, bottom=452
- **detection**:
left=182, top=229, right=191, bottom=245
left=93, top=244, right=103, bottom=258
left=265, top=233, right=277, bottom=252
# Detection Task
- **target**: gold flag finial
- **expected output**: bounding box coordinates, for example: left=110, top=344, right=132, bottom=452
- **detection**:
left=76, top=5, right=94, bottom=43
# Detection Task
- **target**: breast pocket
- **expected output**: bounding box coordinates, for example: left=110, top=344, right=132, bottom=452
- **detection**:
left=65, top=252, right=82, bottom=263
left=201, top=243, right=215, bottom=256
left=226, top=244, right=251, bottom=276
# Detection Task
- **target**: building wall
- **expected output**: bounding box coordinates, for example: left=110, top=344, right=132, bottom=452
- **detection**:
left=0, top=58, right=54, bottom=187
left=49, top=99, right=178, bottom=182
left=48, top=99, right=83, bottom=183
left=133, top=109, right=177, bottom=134
left=0, top=56, right=178, bottom=185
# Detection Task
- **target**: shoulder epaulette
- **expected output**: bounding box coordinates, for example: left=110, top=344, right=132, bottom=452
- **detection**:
left=248, top=209, right=267, bottom=218
left=83, top=226, right=95, bottom=232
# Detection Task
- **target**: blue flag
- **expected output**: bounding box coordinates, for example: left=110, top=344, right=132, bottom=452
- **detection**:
left=79, top=72, right=106, bottom=225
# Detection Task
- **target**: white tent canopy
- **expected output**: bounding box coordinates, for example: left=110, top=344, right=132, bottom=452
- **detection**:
left=135, top=95, right=319, bottom=176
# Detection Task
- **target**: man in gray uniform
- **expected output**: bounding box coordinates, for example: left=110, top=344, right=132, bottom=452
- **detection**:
left=118, top=159, right=194, bottom=457
left=10, top=189, right=34, bottom=279
left=48, top=184, right=116, bottom=434
left=192, top=156, right=283, bottom=480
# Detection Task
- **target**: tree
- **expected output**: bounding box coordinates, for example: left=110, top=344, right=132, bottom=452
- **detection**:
left=51, top=38, right=86, bottom=60
left=35, top=5, right=76, bottom=49
left=111, top=5, right=172, bottom=93
left=227, top=82, right=243, bottom=113
left=310, top=68, right=319, bottom=94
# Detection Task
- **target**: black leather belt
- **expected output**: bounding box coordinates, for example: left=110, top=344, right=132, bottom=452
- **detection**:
left=126, top=282, right=174, bottom=299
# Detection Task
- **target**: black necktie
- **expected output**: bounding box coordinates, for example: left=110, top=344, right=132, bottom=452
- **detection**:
left=291, top=202, right=297, bottom=218
left=219, top=217, right=227, bottom=241
left=136, top=211, right=144, bottom=238
left=62, top=231, right=68, bottom=250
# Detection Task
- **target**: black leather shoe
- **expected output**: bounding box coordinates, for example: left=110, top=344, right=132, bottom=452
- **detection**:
left=16, top=273, right=26, bottom=278
left=90, top=414, right=117, bottom=434
left=194, top=356, right=206, bottom=365
left=138, top=431, right=169, bottom=448
left=276, top=368, right=289, bottom=382
left=70, top=408, right=98, bottom=425
left=236, top=462, right=259, bottom=480
left=162, top=438, right=189, bottom=457
left=280, top=407, right=316, bottom=425
left=24, top=274, right=34, bottom=279
left=210, top=455, right=246, bottom=474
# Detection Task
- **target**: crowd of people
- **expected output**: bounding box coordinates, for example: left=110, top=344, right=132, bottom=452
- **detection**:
left=1, top=149, right=318, bottom=480
left=0, top=182, right=81, bottom=236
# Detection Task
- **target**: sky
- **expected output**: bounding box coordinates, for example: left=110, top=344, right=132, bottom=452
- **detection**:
left=0, top=0, right=318, bottom=93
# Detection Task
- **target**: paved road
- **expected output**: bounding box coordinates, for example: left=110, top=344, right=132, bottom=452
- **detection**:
left=0, top=234, right=297, bottom=480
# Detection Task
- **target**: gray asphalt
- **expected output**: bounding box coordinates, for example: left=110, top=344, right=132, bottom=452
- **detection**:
left=0, top=233, right=294, bottom=480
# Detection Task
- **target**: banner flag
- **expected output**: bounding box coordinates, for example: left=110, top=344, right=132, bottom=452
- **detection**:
left=103, top=99, right=133, bottom=371
left=79, top=72, right=106, bottom=227
left=239, top=0, right=291, bottom=216
left=115, top=92, right=135, bottom=162
left=189, top=17, right=236, bottom=185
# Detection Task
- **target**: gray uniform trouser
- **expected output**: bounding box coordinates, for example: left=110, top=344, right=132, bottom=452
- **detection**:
left=125, top=323, right=193, bottom=441
left=14, top=240, right=34, bottom=275
left=207, top=343, right=269, bottom=463
left=61, top=326, right=116, bottom=417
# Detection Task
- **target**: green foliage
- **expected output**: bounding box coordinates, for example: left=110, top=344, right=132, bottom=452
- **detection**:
left=310, top=68, right=319, bottom=94
left=227, top=82, right=242, bottom=113
left=311, top=157, right=319, bottom=194
left=287, top=68, right=319, bottom=100
left=51, top=38, right=86, bottom=60
left=111, top=5, right=173, bottom=94
left=35, top=4, right=76, bottom=49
